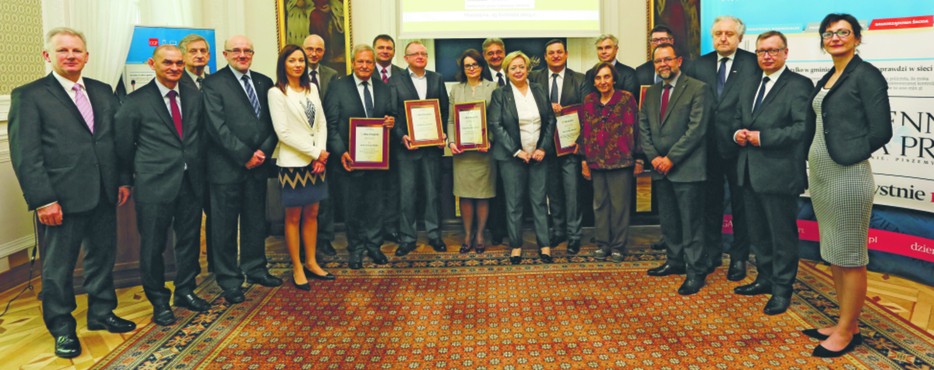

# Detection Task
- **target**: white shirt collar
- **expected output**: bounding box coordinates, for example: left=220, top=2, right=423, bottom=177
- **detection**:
left=230, top=67, right=252, bottom=82
left=547, top=67, right=566, bottom=79
left=52, top=70, right=85, bottom=93
left=717, top=50, right=737, bottom=60
left=763, top=65, right=787, bottom=80
left=352, top=73, right=371, bottom=86
left=154, top=79, right=179, bottom=98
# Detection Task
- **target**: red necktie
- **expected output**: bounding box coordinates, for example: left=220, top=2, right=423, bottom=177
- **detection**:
left=381, top=68, right=389, bottom=84
left=168, top=90, right=183, bottom=139
left=659, top=84, right=672, bottom=121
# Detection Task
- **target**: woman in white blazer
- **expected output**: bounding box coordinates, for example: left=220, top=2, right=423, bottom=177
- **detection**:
left=269, top=44, right=334, bottom=290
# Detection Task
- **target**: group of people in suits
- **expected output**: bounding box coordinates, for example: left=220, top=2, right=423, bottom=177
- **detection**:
left=9, top=11, right=889, bottom=360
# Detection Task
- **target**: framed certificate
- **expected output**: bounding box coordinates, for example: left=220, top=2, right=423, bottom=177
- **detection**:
left=404, top=99, right=445, bottom=148
left=453, top=101, right=488, bottom=151
left=554, top=104, right=582, bottom=157
left=639, top=85, right=651, bottom=110
left=349, top=118, right=389, bottom=170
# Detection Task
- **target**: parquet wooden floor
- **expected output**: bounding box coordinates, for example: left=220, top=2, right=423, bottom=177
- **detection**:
left=0, top=226, right=931, bottom=369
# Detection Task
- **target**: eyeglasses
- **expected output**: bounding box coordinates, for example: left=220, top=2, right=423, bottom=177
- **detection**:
left=464, top=63, right=480, bottom=70
left=755, top=48, right=785, bottom=57
left=406, top=52, right=428, bottom=57
left=650, top=37, right=673, bottom=44
left=225, top=48, right=254, bottom=55
left=821, top=29, right=852, bottom=39
left=652, top=57, right=678, bottom=64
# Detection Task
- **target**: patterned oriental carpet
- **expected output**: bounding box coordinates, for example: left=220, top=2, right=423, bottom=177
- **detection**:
left=94, top=242, right=933, bottom=369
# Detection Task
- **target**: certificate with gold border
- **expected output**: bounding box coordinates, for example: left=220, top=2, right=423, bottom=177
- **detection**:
left=453, top=101, right=488, bottom=151
left=639, top=85, right=651, bottom=110
left=554, top=104, right=581, bottom=157
left=404, top=99, right=444, bottom=148
left=349, top=118, right=389, bottom=170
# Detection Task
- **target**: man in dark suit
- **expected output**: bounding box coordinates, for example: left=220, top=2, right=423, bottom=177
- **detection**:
left=732, top=31, right=813, bottom=315
left=390, top=41, right=450, bottom=256
left=178, top=34, right=215, bottom=273
left=635, top=25, right=696, bottom=87
left=8, top=27, right=135, bottom=358
left=202, top=35, right=282, bottom=304
left=373, top=34, right=405, bottom=243
left=640, top=43, right=712, bottom=295
left=693, top=15, right=760, bottom=281
left=325, top=44, right=396, bottom=269
left=529, top=39, right=587, bottom=255
left=115, top=45, right=211, bottom=326
left=584, top=34, right=639, bottom=100
left=302, top=34, right=340, bottom=257
left=482, top=37, right=509, bottom=246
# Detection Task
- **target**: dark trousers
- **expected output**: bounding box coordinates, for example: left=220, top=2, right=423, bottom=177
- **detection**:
left=547, top=155, right=583, bottom=243
left=40, top=197, right=117, bottom=337
left=381, top=158, right=400, bottom=236
left=499, top=159, right=550, bottom=248
left=210, top=178, right=269, bottom=292
left=656, top=179, right=706, bottom=277
left=136, top=175, right=202, bottom=306
left=743, top=186, right=800, bottom=298
left=398, top=156, right=442, bottom=243
left=703, top=155, right=750, bottom=264
left=316, top=161, right=341, bottom=243
left=202, top=180, right=214, bottom=272
left=488, top=165, right=508, bottom=242
left=341, top=171, right=386, bottom=256
left=592, top=168, right=633, bottom=253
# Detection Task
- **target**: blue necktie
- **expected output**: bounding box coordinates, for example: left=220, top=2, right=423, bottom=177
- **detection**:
left=717, top=57, right=728, bottom=96
left=753, top=76, right=770, bottom=114
left=550, top=73, right=559, bottom=103
left=241, top=74, right=261, bottom=118
left=362, top=81, right=374, bottom=118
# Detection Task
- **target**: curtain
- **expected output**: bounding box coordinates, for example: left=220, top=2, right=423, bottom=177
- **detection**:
left=58, top=0, right=139, bottom=88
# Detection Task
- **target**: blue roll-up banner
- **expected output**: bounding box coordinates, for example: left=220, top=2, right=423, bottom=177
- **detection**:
left=123, top=26, right=216, bottom=93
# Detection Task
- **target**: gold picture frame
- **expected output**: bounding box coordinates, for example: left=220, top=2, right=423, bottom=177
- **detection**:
left=647, top=0, right=701, bottom=61
left=275, top=0, right=353, bottom=74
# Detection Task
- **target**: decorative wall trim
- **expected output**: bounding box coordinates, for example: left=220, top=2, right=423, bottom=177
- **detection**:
left=0, top=94, right=9, bottom=121
left=0, top=234, right=36, bottom=259
left=0, top=121, right=8, bottom=164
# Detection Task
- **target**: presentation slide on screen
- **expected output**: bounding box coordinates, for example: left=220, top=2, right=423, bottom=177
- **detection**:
left=701, top=1, right=934, bottom=214
left=398, top=0, right=600, bottom=39
left=123, top=26, right=217, bottom=93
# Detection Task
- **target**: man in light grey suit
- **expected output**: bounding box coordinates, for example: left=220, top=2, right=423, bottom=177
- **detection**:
left=732, top=31, right=814, bottom=315
left=639, top=43, right=712, bottom=295
left=302, top=34, right=340, bottom=257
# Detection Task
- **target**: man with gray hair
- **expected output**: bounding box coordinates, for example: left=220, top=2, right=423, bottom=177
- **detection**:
left=9, top=27, right=135, bottom=358
left=695, top=15, right=760, bottom=282
left=482, top=38, right=507, bottom=86
left=179, top=34, right=210, bottom=90
left=584, top=34, right=639, bottom=99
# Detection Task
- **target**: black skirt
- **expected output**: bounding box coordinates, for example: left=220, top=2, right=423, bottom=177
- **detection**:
left=278, top=165, right=328, bottom=207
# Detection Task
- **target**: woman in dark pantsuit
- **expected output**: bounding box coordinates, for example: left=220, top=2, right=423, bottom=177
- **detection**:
left=803, top=14, right=892, bottom=358
left=488, top=51, right=556, bottom=264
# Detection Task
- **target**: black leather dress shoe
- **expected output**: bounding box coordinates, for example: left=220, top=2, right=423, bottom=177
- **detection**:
left=247, top=273, right=283, bottom=287
left=87, top=313, right=137, bottom=333
left=395, top=242, right=416, bottom=256
left=368, top=249, right=389, bottom=264
left=429, top=239, right=447, bottom=252
left=54, top=333, right=81, bottom=358
left=539, top=250, right=554, bottom=264
left=727, top=260, right=747, bottom=281
left=763, top=296, right=791, bottom=315
left=677, top=277, right=705, bottom=295
left=566, top=240, right=581, bottom=255
left=812, top=335, right=861, bottom=358
left=222, top=289, right=246, bottom=304
left=550, top=234, right=568, bottom=247
left=318, top=241, right=337, bottom=256
left=152, top=305, right=177, bottom=326
left=174, top=293, right=211, bottom=312
left=509, top=256, right=522, bottom=265
left=650, top=238, right=667, bottom=250
left=348, top=254, right=364, bottom=269
left=706, top=260, right=723, bottom=275
left=383, top=231, right=401, bottom=243
left=647, top=263, right=686, bottom=276
left=734, top=281, right=772, bottom=296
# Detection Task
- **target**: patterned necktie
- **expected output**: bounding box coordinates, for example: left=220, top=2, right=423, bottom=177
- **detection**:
left=195, top=76, right=204, bottom=90
left=660, top=84, right=672, bottom=121
left=381, top=68, right=389, bottom=84
left=753, top=76, right=771, bottom=114
left=717, top=57, right=728, bottom=96
left=168, top=90, right=183, bottom=139
left=72, top=83, right=94, bottom=133
left=362, top=81, right=374, bottom=118
left=241, top=74, right=261, bottom=118
left=496, top=72, right=505, bottom=87
left=310, top=70, right=319, bottom=91
left=550, top=73, right=559, bottom=104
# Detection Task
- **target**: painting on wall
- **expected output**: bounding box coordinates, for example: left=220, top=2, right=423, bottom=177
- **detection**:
left=276, top=0, right=352, bottom=74
left=648, top=0, right=701, bottom=60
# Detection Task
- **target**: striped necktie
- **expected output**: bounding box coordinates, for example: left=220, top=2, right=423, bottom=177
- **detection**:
left=241, top=74, right=261, bottom=118
left=72, top=83, right=95, bottom=133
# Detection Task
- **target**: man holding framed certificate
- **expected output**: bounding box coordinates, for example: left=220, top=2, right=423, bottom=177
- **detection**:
left=529, top=39, right=588, bottom=255
left=324, top=44, right=396, bottom=270
left=390, top=41, right=450, bottom=256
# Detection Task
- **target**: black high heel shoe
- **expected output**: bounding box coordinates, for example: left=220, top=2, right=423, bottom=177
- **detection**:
left=802, top=330, right=863, bottom=345
left=539, top=247, right=553, bottom=264
left=509, top=248, right=522, bottom=265
left=812, top=334, right=862, bottom=358
left=292, top=276, right=311, bottom=291
left=304, top=266, right=336, bottom=281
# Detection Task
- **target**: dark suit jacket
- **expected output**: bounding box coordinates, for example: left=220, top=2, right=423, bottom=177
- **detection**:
left=807, top=55, right=892, bottom=166
left=180, top=71, right=208, bottom=91
left=735, top=70, right=814, bottom=195
left=638, top=74, right=711, bottom=182
left=390, top=69, right=450, bottom=160
left=695, top=49, right=760, bottom=158
left=8, top=73, right=120, bottom=213
left=488, top=83, right=557, bottom=161
left=202, top=67, right=277, bottom=184
left=115, top=80, right=205, bottom=203
left=311, top=64, right=340, bottom=97
left=584, top=60, right=639, bottom=102
left=324, top=74, right=394, bottom=176
left=529, top=67, right=587, bottom=107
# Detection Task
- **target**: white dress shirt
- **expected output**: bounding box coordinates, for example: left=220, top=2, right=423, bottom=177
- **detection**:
left=717, top=50, right=738, bottom=83
left=511, top=84, right=541, bottom=155
left=408, top=68, right=428, bottom=100
left=546, top=67, right=565, bottom=103
left=352, top=74, right=375, bottom=113
left=154, top=80, right=182, bottom=118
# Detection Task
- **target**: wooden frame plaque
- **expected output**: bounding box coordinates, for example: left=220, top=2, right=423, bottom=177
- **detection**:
left=349, top=118, right=389, bottom=170
left=404, top=99, right=445, bottom=148
left=553, top=104, right=582, bottom=157
left=453, top=101, right=489, bottom=151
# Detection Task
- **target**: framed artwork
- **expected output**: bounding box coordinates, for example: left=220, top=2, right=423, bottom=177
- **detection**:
left=648, top=0, right=701, bottom=61
left=276, top=0, right=353, bottom=74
